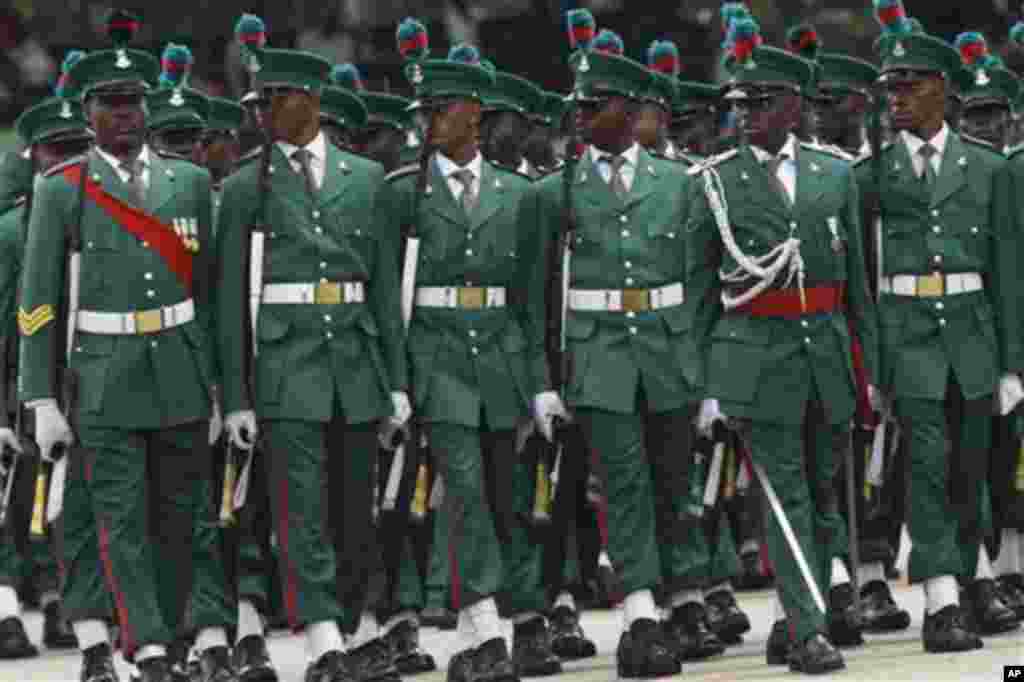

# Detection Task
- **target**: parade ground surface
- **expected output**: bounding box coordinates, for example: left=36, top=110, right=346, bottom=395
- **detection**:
left=2, top=582, right=1021, bottom=682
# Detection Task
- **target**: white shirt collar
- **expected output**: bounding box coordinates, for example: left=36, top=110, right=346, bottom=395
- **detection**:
left=94, top=144, right=151, bottom=175
left=277, top=131, right=327, bottom=164
left=901, top=123, right=950, bottom=160
left=434, top=150, right=483, bottom=180
left=589, top=143, right=640, bottom=168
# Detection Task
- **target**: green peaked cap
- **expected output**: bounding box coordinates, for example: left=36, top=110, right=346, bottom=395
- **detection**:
left=15, top=96, right=90, bottom=145
left=146, top=86, right=208, bottom=133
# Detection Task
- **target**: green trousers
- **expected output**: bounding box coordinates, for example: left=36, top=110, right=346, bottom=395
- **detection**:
left=705, top=515, right=742, bottom=586
left=184, top=476, right=235, bottom=635
left=576, top=402, right=707, bottom=598
left=895, top=377, right=990, bottom=583
left=60, top=422, right=206, bottom=660
left=737, top=410, right=848, bottom=643
left=262, top=418, right=378, bottom=631
left=430, top=422, right=545, bottom=615
left=424, top=504, right=451, bottom=611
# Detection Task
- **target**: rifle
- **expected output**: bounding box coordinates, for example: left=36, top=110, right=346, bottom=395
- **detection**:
left=380, top=117, right=435, bottom=525
left=220, top=131, right=272, bottom=527
left=43, top=152, right=89, bottom=527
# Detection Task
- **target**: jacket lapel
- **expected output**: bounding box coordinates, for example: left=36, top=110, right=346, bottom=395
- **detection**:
left=471, top=162, right=505, bottom=229
left=576, top=153, right=618, bottom=213
left=622, top=148, right=655, bottom=209
left=425, top=156, right=467, bottom=227
left=742, top=146, right=791, bottom=215
left=885, top=139, right=928, bottom=207
left=146, top=153, right=177, bottom=215
left=88, top=149, right=134, bottom=207
left=932, top=133, right=968, bottom=207
left=318, top=144, right=352, bottom=207
left=795, top=145, right=826, bottom=213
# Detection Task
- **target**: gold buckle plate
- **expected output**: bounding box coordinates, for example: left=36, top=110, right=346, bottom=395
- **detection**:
left=621, top=289, right=651, bottom=313
left=915, top=272, right=944, bottom=298
left=315, top=282, right=343, bottom=305
left=457, top=287, right=486, bottom=310
left=134, top=309, right=163, bottom=334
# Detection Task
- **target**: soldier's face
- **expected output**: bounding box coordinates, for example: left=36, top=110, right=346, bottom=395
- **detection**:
left=812, top=88, right=870, bottom=144
left=633, top=102, right=667, bottom=151
left=153, top=128, right=202, bottom=159
left=32, top=137, right=91, bottom=173
left=87, top=92, right=146, bottom=154
left=266, top=88, right=320, bottom=144
left=883, top=71, right=945, bottom=135
left=197, top=131, right=240, bottom=180
left=959, top=102, right=1010, bottom=149
left=577, top=94, right=636, bottom=149
left=669, top=106, right=717, bottom=156
left=321, top=120, right=349, bottom=149
left=732, top=88, right=799, bottom=150
left=480, top=109, right=530, bottom=164
left=352, top=124, right=404, bottom=172
left=427, top=98, right=481, bottom=156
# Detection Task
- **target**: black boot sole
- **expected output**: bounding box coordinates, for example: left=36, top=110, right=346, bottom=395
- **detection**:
left=924, top=636, right=983, bottom=653
left=789, top=657, right=846, bottom=675
left=396, top=654, right=437, bottom=674
left=862, top=610, right=911, bottom=633
left=551, top=636, right=597, bottom=660
left=0, top=644, right=38, bottom=660
left=616, top=659, right=680, bottom=679
left=238, top=665, right=279, bottom=682
left=516, top=661, right=563, bottom=677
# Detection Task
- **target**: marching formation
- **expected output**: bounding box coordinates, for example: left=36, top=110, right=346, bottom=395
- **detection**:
left=0, top=1, right=1023, bottom=681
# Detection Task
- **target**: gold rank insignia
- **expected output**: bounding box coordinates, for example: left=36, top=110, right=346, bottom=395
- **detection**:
left=18, top=305, right=54, bottom=336
left=173, top=217, right=200, bottom=253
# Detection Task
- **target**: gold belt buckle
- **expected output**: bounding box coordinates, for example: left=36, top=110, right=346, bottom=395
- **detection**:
left=457, top=287, right=485, bottom=310
left=621, top=289, right=650, bottom=313
left=915, top=272, right=944, bottom=298
left=315, top=282, right=343, bottom=305
left=134, top=309, right=163, bottom=334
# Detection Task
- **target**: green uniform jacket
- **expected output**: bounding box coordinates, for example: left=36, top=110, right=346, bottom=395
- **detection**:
left=854, top=133, right=1021, bottom=400
left=0, top=154, right=32, bottom=215
left=536, top=146, right=700, bottom=414
left=216, top=142, right=406, bottom=424
left=18, top=148, right=216, bottom=429
left=0, top=199, right=24, bottom=426
left=686, top=143, right=878, bottom=425
left=387, top=158, right=548, bottom=430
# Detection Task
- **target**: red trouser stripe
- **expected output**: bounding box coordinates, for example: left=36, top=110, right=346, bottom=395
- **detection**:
left=277, top=474, right=300, bottom=631
left=85, top=458, right=135, bottom=657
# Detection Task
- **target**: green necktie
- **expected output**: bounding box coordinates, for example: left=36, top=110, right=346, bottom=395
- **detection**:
left=919, top=142, right=938, bottom=191
left=121, top=158, right=145, bottom=207
left=453, top=168, right=477, bottom=214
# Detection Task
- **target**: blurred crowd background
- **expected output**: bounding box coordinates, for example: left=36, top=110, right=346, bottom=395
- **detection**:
left=0, top=0, right=1020, bottom=145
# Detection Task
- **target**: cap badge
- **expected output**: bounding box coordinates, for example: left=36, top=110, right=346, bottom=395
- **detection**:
left=578, top=54, right=590, bottom=73
left=976, top=70, right=990, bottom=86
left=411, top=64, right=424, bottom=85
left=247, top=54, right=261, bottom=74
left=892, top=42, right=906, bottom=58
left=115, top=48, right=132, bottom=70
left=169, top=89, right=184, bottom=107
left=59, top=100, right=73, bottom=119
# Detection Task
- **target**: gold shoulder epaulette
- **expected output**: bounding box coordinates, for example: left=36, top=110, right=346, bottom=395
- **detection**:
left=42, top=155, right=86, bottom=178
left=686, top=148, right=738, bottom=176
left=385, top=164, right=420, bottom=182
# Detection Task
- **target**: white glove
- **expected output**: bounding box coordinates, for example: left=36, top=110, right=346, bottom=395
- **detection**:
left=225, top=410, right=258, bottom=451
left=998, top=374, right=1024, bottom=416
left=696, top=398, right=725, bottom=437
left=532, top=391, right=569, bottom=442
left=0, top=427, right=21, bottom=456
left=391, top=392, right=412, bottom=427
left=32, top=399, right=72, bottom=462
left=208, top=400, right=224, bottom=446
left=868, top=384, right=888, bottom=413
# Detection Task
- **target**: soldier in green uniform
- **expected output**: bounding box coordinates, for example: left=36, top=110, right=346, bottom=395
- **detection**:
left=215, top=38, right=408, bottom=682
left=319, top=82, right=368, bottom=152
left=536, top=10, right=712, bottom=677
left=686, top=16, right=877, bottom=673
left=0, top=62, right=92, bottom=660
left=387, top=20, right=560, bottom=679
left=477, top=63, right=542, bottom=177
left=668, top=80, right=720, bottom=160
left=810, top=49, right=915, bottom=636
left=329, top=61, right=441, bottom=674
left=198, top=97, right=245, bottom=213
left=855, top=4, right=1021, bottom=653
left=18, top=11, right=234, bottom=682
left=522, top=93, right=567, bottom=176
left=946, top=32, right=1024, bottom=635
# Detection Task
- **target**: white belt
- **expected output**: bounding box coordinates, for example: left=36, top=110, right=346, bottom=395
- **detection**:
left=568, top=282, right=685, bottom=312
left=262, top=281, right=365, bottom=305
left=76, top=299, right=195, bottom=335
left=415, top=286, right=507, bottom=309
left=880, top=272, right=982, bottom=297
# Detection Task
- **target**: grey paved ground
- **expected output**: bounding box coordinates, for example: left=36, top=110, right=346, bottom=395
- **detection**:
left=1, top=583, right=1021, bottom=682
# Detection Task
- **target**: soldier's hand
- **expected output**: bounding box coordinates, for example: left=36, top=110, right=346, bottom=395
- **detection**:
left=208, top=400, right=224, bottom=445
left=225, top=410, right=258, bottom=451
left=390, top=391, right=412, bottom=427
left=998, top=374, right=1024, bottom=416
left=0, top=428, right=21, bottom=456
left=696, top=398, right=724, bottom=438
left=31, top=399, right=72, bottom=462
left=532, top=391, right=568, bottom=442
